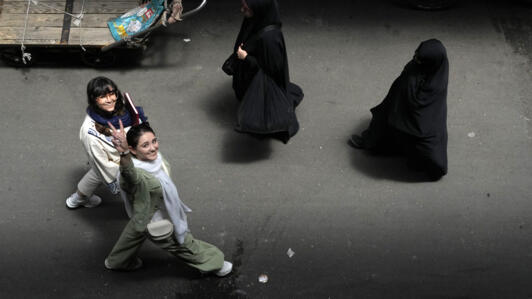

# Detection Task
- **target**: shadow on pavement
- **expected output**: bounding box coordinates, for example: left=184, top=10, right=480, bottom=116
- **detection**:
left=69, top=167, right=246, bottom=286
left=202, top=83, right=273, bottom=163
left=66, top=165, right=197, bottom=280
left=176, top=238, right=248, bottom=298
left=348, top=121, right=435, bottom=183
left=202, top=83, right=238, bottom=125
left=222, top=133, right=272, bottom=163
left=73, top=199, right=203, bottom=281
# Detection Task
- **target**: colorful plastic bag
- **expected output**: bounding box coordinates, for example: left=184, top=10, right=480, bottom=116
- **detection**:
left=107, top=0, right=165, bottom=41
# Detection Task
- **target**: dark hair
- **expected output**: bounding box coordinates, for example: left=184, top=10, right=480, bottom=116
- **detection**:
left=127, top=122, right=155, bottom=148
left=86, top=76, right=125, bottom=117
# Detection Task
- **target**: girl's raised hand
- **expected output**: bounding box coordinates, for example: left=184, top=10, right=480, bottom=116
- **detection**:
left=108, top=120, right=129, bottom=153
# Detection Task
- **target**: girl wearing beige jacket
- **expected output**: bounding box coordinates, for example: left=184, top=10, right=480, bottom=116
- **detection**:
left=66, top=76, right=147, bottom=209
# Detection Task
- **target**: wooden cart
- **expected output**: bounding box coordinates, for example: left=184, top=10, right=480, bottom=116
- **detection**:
left=0, top=0, right=206, bottom=66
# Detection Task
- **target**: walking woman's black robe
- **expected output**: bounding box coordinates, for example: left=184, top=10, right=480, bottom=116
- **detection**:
left=362, top=39, right=449, bottom=179
left=231, top=0, right=303, bottom=142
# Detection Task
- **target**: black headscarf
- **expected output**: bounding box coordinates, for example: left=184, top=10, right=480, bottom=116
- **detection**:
left=231, top=0, right=303, bottom=141
left=233, top=0, right=282, bottom=52
left=363, top=39, right=448, bottom=177
left=387, top=39, right=449, bottom=138
left=232, top=0, right=289, bottom=97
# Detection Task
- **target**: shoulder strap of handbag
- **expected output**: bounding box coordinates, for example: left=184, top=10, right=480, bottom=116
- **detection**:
left=245, top=24, right=281, bottom=45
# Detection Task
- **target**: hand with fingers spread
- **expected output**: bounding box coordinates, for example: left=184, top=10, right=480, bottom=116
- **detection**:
left=108, top=120, right=129, bottom=153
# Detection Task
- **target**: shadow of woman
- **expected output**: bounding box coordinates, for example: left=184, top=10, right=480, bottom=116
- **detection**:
left=222, top=132, right=272, bottom=163
left=73, top=197, right=206, bottom=280
left=66, top=168, right=200, bottom=280
left=202, top=82, right=272, bottom=164
left=348, top=120, right=436, bottom=183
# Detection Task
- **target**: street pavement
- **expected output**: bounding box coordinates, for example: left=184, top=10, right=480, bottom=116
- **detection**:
left=0, top=0, right=531, bottom=298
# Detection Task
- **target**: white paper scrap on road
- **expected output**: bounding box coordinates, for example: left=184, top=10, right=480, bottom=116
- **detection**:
left=287, top=248, right=295, bottom=258
left=258, top=274, right=268, bottom=283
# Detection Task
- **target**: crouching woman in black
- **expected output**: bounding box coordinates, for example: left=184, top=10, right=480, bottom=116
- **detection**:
left=104, top=121, right=232, bottom=276
left=228, top=0, right=303, bottom=143
left=350, top=39, right=449, bottom=180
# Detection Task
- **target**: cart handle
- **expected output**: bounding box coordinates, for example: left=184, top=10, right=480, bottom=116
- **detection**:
left=101, top=0, right=207, bottom=53
left=181, top=0, right=207, bottom=18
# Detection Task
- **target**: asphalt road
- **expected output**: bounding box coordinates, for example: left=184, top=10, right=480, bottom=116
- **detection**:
left=0, top=0, right=531, bottom=298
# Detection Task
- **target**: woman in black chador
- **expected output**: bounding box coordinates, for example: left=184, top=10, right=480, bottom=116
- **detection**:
left=350, top=39, right=449, bottom=180
left=229, top=0, right=303, bottom=143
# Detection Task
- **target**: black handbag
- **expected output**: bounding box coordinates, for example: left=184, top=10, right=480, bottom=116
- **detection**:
left=222, top=24, right=280, bottom=76
left=222, top=53, right=238, bottom=76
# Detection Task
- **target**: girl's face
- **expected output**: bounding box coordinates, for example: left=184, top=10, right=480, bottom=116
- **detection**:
left=95, top=87, right=117, bottom=112
left=241, top=0, right=253, bottom=17
left=130, top=132, right=159, bottom=161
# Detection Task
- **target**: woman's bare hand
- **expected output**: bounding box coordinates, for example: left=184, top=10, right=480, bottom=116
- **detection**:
left=108, top=120, right=129, bottom=153
left=237, top=44, right=248, bottom=60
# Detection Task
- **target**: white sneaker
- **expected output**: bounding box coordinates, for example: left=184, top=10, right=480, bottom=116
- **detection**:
left=215, top=261, right=233, bottom=277
left=66, top=193, right=102, bottom=209
left=104, top=258, right=112, bottom=270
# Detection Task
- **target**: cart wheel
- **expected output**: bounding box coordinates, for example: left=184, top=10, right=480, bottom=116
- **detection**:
left=0, top=49, right=35, bottom=67
left=81, top=50, right=117, bottom=67
left=405, top=0, right=457, bottom=10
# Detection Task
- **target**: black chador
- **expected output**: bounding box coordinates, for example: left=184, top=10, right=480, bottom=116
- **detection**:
left=351, top=39, right=449, bottom=180
left=231, top=0, right=303, bottom=142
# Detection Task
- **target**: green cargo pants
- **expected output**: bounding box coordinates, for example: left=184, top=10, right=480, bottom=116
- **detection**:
left=105, top=220, right=224, bottom=272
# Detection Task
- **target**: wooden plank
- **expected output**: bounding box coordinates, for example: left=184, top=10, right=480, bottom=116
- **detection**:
left=0, top=38, right=114, bottom=46
left=0, top=26, right=114, bottom=45
left=0, top=13, right=64, bottom=27
left=0, top=39, right=60, bottom=44
left=0, top=13, right=121, bottom=28
left=2, top=2, right=66, bottom=14
left=72, top=1, right=140, bottom=14
left=60, top=0, right=73, bottom=43
left=0, top=0, right=144, bottom=46
left=68, top=27, right=114, bottom=45
left=2, top=1, right=141, bottom=14
left=71, top=14, right=119, bottom=28
left=0, top=26, right=61, bottom=41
